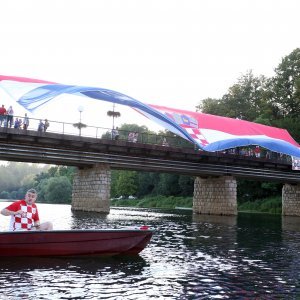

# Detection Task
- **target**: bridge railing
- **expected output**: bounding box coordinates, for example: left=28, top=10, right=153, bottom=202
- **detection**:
left=2, top=115, right=194, bottom=147
left=1, top=115, right=292, bottom=164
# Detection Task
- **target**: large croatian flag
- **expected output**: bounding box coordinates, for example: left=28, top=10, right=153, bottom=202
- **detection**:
left=1, top=75, right=300, bottom=157
left=145, top=104, right=300, bottom=156
left=0, top=75, right=194, bottom=143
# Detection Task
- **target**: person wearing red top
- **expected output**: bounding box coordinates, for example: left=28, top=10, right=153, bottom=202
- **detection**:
left=1, top=188, right=53, bottom=231
left=254, top=146, right=261, bottom=158
left=0, top=104, right=7, bottom=127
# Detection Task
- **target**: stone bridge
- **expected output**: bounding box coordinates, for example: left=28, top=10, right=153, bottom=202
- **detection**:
left=0, top=127, right=299, bottom=216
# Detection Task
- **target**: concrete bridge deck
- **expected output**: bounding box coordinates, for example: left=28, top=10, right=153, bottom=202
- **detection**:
left=0, top=127, right=298, bottom=183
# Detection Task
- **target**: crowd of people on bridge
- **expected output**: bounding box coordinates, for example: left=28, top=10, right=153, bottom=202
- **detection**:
left=0, top=104, right=291, bottom=164
left=209, top=145, right=289, bottom=163
left=0, top=104, right=50, bottom=132
left=128, top=131, right=139, bottom=143
left=111, top=128, right=139, bottom=143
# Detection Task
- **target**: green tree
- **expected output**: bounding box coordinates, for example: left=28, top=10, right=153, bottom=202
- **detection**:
left=222, top=71, right=268, bottom=121
left=196, top=98, right=227, bottom=116
left=35, top=178, right=50, bottom=202
left=272, top=117, right=300, bottom=143
left=136, top=172, right=160, bottom=197
left=197, top=71, right=268, bottom=122
left=10, top=191, right=18, bottom=199
left=115, top=170, right=138, bottom=197
left=153, top=173, right=181, bottom=196
left=56, top=166, right=76, bottom=183
left=178, top=175, right=194, bottom=196
left=0, top=162, right=49, bottom=196
left=237, top=179, right=282, bottom=203
left=44, top=176, right=72, bottom=203
left=16, top=187, right=27, bottom=199
left=268, top=48, right=300, bottom=118
left=110, top=170, right=119, bottom=198
left=21, top=173, right=36, bottom=187
left=0, top=191, right=10, bottom=199
left=264, top=48, right=300, bottom=142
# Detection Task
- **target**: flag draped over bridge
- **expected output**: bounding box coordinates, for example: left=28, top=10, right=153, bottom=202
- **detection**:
left=1, top=75, right=300, bottom=158
left=144, top=104, right=300, bottom=156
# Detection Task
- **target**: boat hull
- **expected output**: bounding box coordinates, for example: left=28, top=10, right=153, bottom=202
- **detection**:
left=0, top=229, right=153, bottom=257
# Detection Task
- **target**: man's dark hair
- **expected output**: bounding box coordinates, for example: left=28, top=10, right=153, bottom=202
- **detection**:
left=27, top=188, right=37, bottom=194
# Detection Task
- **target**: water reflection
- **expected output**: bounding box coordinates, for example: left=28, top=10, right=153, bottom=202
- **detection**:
left=0, top=256, right=149, bottom=300
left=1, top=255, right=147, bottom=276
left=192, top=213, right=237, bottom=227
left=0, top=204, right=299, bottom=299
left=282, top=215, right=300, bottom=231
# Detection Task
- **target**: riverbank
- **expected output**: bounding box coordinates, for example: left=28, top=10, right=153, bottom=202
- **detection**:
left=111, top=196, right=192, bottom=209
left=111, top=195, right=282, bottom=214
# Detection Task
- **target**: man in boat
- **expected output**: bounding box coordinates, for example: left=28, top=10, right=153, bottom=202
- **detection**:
left=0, top=188, right=53, bottom=231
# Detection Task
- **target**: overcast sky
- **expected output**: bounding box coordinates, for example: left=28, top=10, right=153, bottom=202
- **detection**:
left=0, top=0, right=299, bottom=131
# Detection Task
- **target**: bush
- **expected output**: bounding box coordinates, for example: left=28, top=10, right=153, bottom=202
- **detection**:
left=111, top=195, right=281, bottom=214
left=44, top=176, right=72, bottom=204
left=111, top=199, right=139, bottom=207
left=112, top=195, right=193, bottom=209
left=0, top=191, right=10, bottom=200
left=238, top=196, right=282, bottom=214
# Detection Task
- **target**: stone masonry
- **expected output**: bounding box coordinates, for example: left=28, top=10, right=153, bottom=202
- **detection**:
left=282, top=184, right=300, bottom=216
left=193, top=176, right=237, bottom=215
left=72, top=164, right=111, bottom=213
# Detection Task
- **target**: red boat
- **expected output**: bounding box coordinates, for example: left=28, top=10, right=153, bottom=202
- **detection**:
left=0, top=227, right=153, bottom=257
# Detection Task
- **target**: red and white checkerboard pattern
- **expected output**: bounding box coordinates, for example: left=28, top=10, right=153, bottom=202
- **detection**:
left=9, top=203, right=38, bottom=231
left=184, top=127, right=209, bottom=147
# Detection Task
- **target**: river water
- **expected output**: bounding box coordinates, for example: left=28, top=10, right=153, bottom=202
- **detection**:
left=0, top=202, right=299, bottom=299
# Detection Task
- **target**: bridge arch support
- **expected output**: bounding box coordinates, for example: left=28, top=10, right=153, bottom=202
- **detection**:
left=193, top=176, right=237, bottom=215
left=282, top=184, right=300, bottom=216
left=71, top=164, right=111, bottom=213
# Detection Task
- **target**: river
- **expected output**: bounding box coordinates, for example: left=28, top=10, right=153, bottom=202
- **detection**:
left=0, top=202, right=299, bottom=299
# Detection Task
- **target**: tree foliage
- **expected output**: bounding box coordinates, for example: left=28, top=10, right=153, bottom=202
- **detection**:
left=115, top=170, right=138, bottom=197
left=43, top=176, right=72, bottom=203
left=34, top=166, right=74, bottom=203
left=267, top=48, right=300, bottom=118
left=111, top=169, right=194, bottom=199
left=0, top=162, right=49, bottom=199
left=196, top=98, right=227, bottom=116
left=198, top=71, right=269, bottom=122
left=197, top=48, right=300, bottom=143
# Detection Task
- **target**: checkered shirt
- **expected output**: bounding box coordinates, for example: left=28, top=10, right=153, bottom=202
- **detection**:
left=5, top=200, right=39, bottom=231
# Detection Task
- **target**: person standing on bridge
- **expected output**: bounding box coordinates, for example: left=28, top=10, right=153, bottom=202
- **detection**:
left=14, top=118, right=22, bottom=129
left=112, top=127, right=119, bottom=140
left=0, top=188, right=53, bottom=231
left=23, top=113, right=30, bottom=130
left=6, top=105, right=14, bottom=128
left=162, top=137, right=169, bottom=146
left=132, top=132, right=138, bottom=143
left=44, top=119, right=50, bottom=132
left=0, top=104, right=7, bottom=127
left=38, top=120, right=44, bottom=132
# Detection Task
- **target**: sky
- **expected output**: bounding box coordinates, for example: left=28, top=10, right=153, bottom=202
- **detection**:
left=0, top=0, right=299, bottom=132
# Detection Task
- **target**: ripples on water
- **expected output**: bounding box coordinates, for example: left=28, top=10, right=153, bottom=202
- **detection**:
left=0, top=203, right=299, bottom=299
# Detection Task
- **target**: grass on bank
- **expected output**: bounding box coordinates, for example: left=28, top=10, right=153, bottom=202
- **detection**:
left=111, top=196, right=193, bottom=209
left=111, top=195, right=282, bottom=214
left=238, top=196, right=282, bottom=214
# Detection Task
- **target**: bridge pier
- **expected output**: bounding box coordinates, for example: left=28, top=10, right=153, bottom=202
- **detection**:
left=193, top=176, right=237, bottom=215
left=282, top=184, right=300, bottom=216
left=71, top=163, right=111, bottom=213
